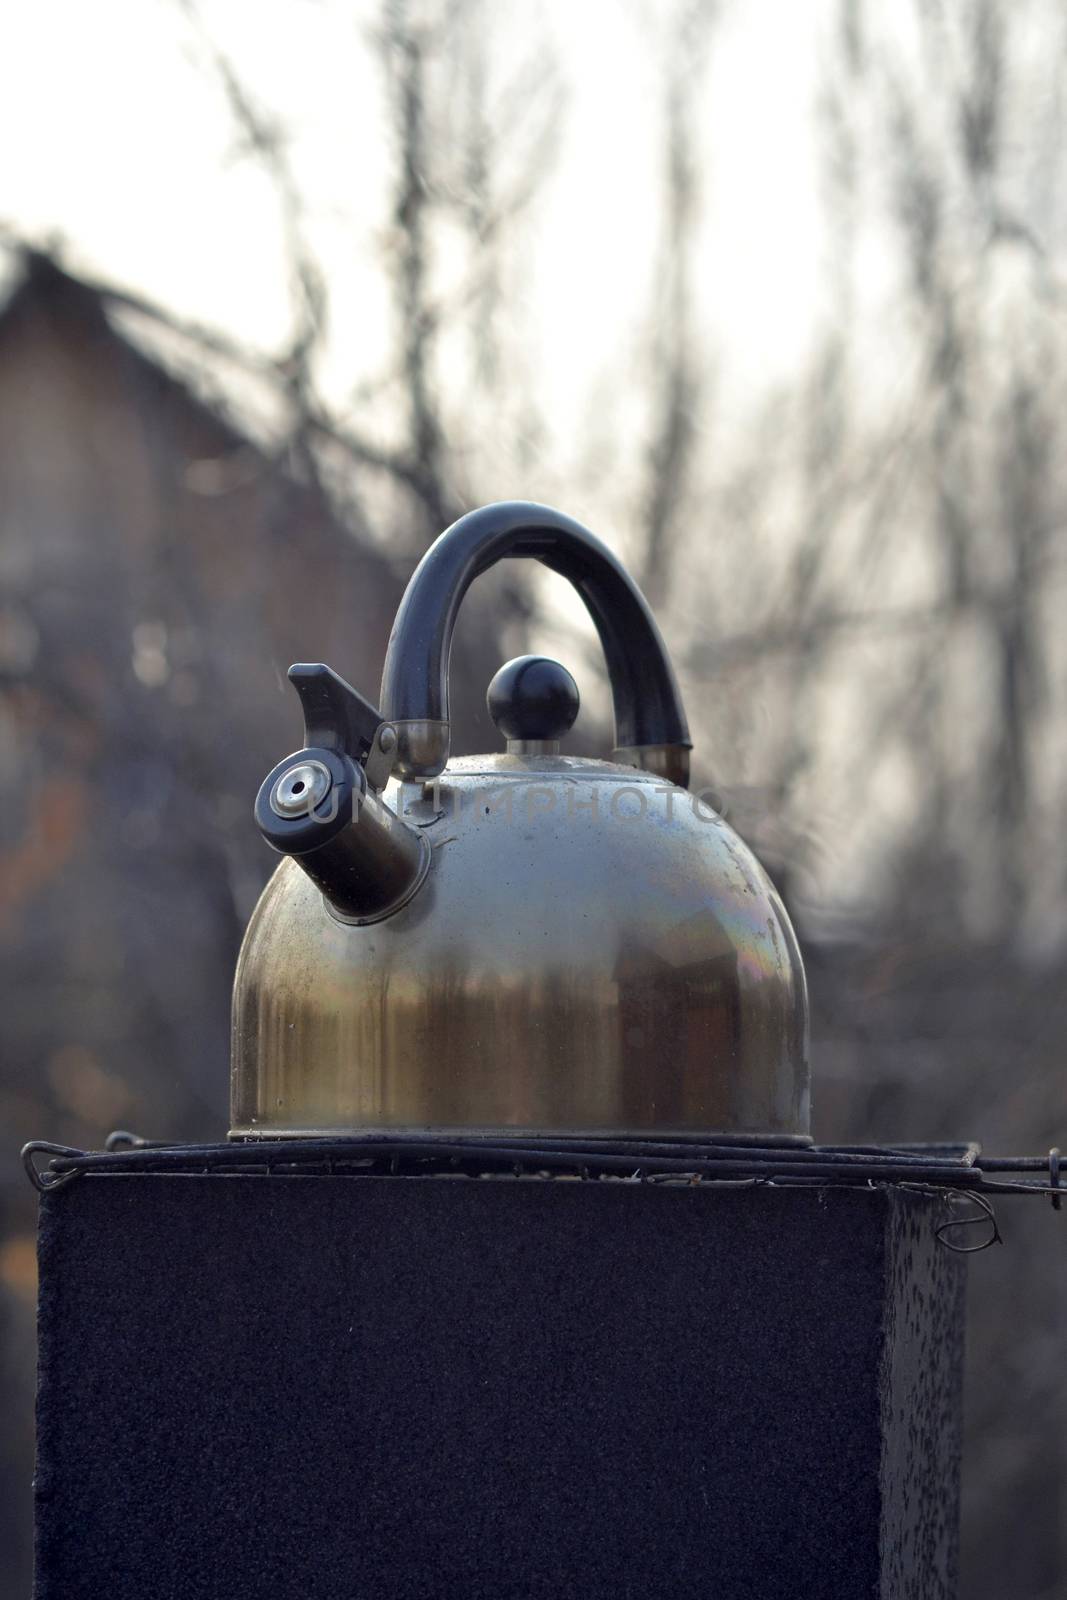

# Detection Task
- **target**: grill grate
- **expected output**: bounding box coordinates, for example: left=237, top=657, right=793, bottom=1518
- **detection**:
left=21, top=1130, right=1061, bottom=1202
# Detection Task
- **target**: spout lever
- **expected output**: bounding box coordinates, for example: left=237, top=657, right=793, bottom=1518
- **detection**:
left=289, top=662, right=382, bottom=758
left=256, top=664, right=427, bottom=921
left=288, top=663, right=396, bottom=791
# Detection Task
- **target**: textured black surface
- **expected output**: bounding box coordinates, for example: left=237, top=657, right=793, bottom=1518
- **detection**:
left=34, top=1178, right=965, bottom=1599
left=881, top=1192, right=967, bottom=1598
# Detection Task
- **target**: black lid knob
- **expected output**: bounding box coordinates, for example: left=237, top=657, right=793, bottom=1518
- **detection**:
left=487, top=656, right=580, bottom=742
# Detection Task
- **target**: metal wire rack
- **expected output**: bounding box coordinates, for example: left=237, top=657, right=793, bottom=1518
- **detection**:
left=21, top=1131, right=1062, bottom=1202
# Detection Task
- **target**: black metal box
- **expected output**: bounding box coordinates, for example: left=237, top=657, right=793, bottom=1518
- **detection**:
left=34, top=1177, right=964, bottom=1599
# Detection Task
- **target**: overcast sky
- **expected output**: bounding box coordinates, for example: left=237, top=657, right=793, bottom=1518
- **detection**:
left=1, top=0, right=826, bottom=436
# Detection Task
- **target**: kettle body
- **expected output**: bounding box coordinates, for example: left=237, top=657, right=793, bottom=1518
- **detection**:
left=230, top=502, right=810, bottom=1142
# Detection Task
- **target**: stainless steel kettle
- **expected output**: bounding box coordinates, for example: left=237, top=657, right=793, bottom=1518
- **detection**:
left=230, top=501, right=810, bottom=1141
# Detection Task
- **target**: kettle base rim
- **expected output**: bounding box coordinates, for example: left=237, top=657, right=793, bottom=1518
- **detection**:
left=226, top=1123, right=815, bottom=1148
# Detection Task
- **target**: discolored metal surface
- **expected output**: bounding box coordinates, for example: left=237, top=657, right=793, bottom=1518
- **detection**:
left=231, top=753, right=809, bottom=1139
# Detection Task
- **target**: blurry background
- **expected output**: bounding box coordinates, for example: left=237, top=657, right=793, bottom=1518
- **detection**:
left=1, top=0, right=1065, bottom=1593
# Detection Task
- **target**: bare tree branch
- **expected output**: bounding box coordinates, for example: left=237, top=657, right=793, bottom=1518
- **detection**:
left=638, top=0, right=717, bottom=608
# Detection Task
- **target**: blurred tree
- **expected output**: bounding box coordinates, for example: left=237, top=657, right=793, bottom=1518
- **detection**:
left=2, top=0, right=1065, bottom=1595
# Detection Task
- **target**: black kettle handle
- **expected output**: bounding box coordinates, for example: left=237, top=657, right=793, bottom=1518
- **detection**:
left=379, top=501, right=692, bottom=785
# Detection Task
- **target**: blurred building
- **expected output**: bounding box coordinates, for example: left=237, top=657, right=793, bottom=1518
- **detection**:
left=0, top=252, right=408, bottom=1145
left=0, top=252, right=502, bottom=1589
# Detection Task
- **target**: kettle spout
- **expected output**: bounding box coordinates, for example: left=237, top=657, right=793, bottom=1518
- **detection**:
left=254, top=664, right=430, bottom=924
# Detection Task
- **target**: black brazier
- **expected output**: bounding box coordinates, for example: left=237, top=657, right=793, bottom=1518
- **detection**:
left=33, top=1174, right=964, bottom=1600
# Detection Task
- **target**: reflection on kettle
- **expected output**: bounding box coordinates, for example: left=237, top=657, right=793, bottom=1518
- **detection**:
left=230, top=501, right=809, bottom=1142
